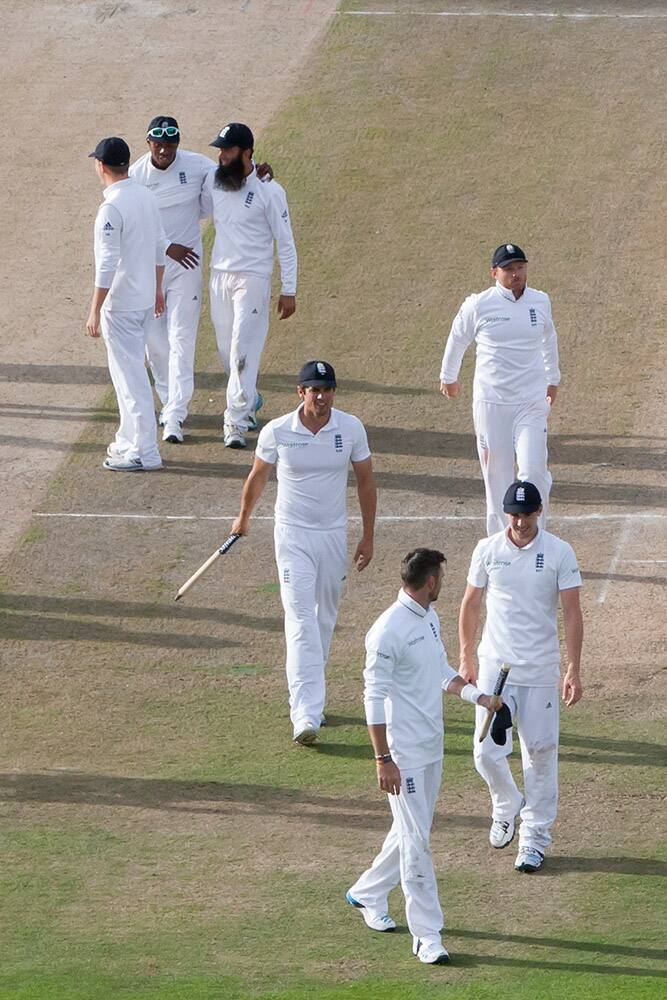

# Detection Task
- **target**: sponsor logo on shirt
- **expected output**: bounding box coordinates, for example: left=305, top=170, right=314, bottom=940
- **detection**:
left=103, top=221, right=114, bottom=232
left=179, top=171, right=187, bottom=185
left=529, top=307, right=538, bottom=326
left=535, top=552, right=545, bottom=572
left=406, top=777, right=416, bottom=794
left=407, top=635, right=425, bottom=647
left=478, top=315, right=511, bottom=326
left=376, top=650, right=391, bottom=660
left=244, top=191, right=255, bottom=206
left=280, top=441, right=309, bottom=449
left=334, top=433, right=343, bottom=453
left=281, top=209, right=289, bottom=220
left=488, top=559, right=511, bottom=569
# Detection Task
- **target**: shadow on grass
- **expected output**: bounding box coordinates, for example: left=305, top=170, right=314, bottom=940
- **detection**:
left=545, top=855, right=667, bottom=877
left=582, top=570, right=666, bottom=588
left=0, top=593, right=283, bottom=632
left=448, top=926, right=666, bottom=961
left=0, top=611, right=238, bottom=650
left=0, top=771, right=488, bottom=832
left=559, top=732, right=667, bottom=767
left=451, top=952, right=662, bottom=978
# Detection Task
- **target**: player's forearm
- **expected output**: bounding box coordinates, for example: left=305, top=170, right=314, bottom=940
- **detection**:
left=90, top=286, right=110, bottom=312
left=357, top=476, right=377, bottom=541
left=367, top=723, right=391, bottom=757
left=155, top=264, right=165, bottom=293
left=237, top=466, right=270, bottom=524
left=459, top=598, right=481, bottom=661
left=563, top=605, right=583, bottom=672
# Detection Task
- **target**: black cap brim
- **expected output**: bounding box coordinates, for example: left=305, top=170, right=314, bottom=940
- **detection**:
left=299, top=380, right=336, bottom=388
left=503, top=504, right=540, bottom=515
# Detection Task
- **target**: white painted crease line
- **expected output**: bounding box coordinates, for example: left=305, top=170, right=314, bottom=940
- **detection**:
left=342, top=10, right=667, bottom=19
left=32, top=511, right=667, bottom=523
left=621, top=559, right=667, bottom=565
left=597, top=515, right=634, bottom=605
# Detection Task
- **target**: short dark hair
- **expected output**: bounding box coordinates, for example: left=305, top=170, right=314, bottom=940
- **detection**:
left=400, top=548, right=446, bottom=589
left=105, top=163, right=129, bottom=177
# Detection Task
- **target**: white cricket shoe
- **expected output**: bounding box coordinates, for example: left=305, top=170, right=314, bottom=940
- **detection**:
left=345, top=891, right=396, bottom=932
left=413, top=937, right=450, bottom=965
left=490, top=817, right=517, bottom=849
left=247, top=392, right=264, bottom=432
left=103, top=456, right=144, bottom=472
left=515, top=846, right=544, bottom=873
left=293, top=725, right=319, bottom=746
left=163, top=421, right=184, bottom=444
left=223, top=424, right=246, bottom=449
left=106, top=442, right=127, bottom=460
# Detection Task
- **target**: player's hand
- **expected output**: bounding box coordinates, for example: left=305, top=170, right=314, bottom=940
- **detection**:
left=86, top=309, right=101, bottom=338
left=256, top=161, right=274, bottom=182
left=166, top=243, right=200, bottom=269
left=354, top=537, right=373, bottom=572
left=562, top=666, right=582, bottom=706
left=547, top=385, right=559, bottom=406
left=480, top=694, right=503, bottom=713
left=376, top=760, right=401, bottom=795
left=154, top=290, right=165, bottom=318
left=440, top=380, right=460, bottom=398
left=231, top=517, right=249, bottom=537
left=458, top=659, right=477, bottom=684
left=277, top=295, right=296, bottom=320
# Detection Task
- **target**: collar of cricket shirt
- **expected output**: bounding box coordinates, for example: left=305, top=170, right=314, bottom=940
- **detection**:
left=290, top=404, right=339, bottom=435
left=397, top=588, right=428, bottom=618
left=104, top=176, right=133, bottom=199
left=495, top=280, right=520, bottom=302
left=504, top=526, right=544, bottom=553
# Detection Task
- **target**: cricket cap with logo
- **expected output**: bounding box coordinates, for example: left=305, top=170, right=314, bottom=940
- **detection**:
left=492, top=243, right=528, bottom=268
left=210, top=122, right=254, bottom=150
left=503, top=480, right=542, bottom=514
left=297, top=360, right=337, bottom=388
left=88, top=137, right=131, bottom=167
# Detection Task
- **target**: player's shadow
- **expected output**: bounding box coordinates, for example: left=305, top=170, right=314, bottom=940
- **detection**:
left=0, top=593, right=283, bottom=632
left=0, top=771, right=484, bottom=834
left=582, top=570, right=666, bottom=588
left=545, top=856, right=667, bottom=877
left=558, top=732, right=667, bottom=767
left=448, top=927, right=665, bottom=961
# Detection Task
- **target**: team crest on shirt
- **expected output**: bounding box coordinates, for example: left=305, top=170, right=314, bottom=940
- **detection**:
left=334, top=433, right=343, bottom=453
left=529, top=307, right=537, bottom=326
left=429, top=622, right=438, bottom=640
left=535, top=552, right=545, bottom=572
left=179, top=171, right=187, bottom=185
left=244, top=191, right=255, bottom=206
left=406, top=777, right=416, bottom=794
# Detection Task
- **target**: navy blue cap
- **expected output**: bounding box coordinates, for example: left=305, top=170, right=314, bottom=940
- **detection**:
left=298, top=360, right=337, bottom=388
left=492, top=243, right=528, bottom=268
left=210, top=122, right=254, bottom=150
left=503, top=480, right=542, bottom=514
left=88, top=136, right=130, bottom=167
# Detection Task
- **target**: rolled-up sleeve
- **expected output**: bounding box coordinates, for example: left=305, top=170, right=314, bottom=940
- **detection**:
left=94, top=204, right=122, bottom=289
left=541, top=295, right=561, bottom=385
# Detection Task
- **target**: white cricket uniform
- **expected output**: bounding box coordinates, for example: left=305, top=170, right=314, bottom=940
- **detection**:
left=94, top=177, right=167, bottom=465
left=467, top=528, right=582, bottom=852
left=349, top=590, right=459, bottom=945
left=440, top=282, right=561, bottom=535
left=200, top=166, right=297, bottom=431
left=255, top=406, right=370, bottom=730
left=129, top=150, right=214, bottom=425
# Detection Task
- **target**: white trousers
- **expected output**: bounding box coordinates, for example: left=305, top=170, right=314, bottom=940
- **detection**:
left=145, top=257, right=202, bottom=425
left=473, top=398, right=552, bottom=536
left=349, top=760, right=444, bottom=943
left=101, top=306, right=161, bottom=466
left=474, top=664, right=560, bottom=852
left=210, top=270, right=271, bottom=431
left=274, top=523, right=348, bottom=729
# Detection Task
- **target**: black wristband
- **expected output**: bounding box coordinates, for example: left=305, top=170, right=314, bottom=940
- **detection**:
left=375, top=753, right=393, bottom=764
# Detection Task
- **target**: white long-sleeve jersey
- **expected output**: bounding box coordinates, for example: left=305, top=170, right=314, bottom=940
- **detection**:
left=94, top=178, right=166, bottom=312
left=440, top=282, right=561, bottom=405
left=129, top=149, right=214, bottom=248
left=363, top=590, right=459, bottom=770
left=200, top=165, right=297, bottom=295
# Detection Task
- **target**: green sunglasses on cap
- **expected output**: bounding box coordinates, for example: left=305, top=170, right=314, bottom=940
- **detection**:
left=147, top=126, right=180, bottom=139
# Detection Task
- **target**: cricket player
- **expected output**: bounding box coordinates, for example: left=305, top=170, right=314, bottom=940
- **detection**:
left=130, top=116, right=275, bottom=444
left=86, top=137, right=167, bottom=471
left=347, top=548, right=503, bottom=965
left=231, top=360, right=376, bottom=744
left=129, top=116, right=212, bottom=444
left=459, top=480, right=584, bottom=873
left=439, top=244, right=561, bottom=535
left=201, top=122, right=297, bottom=450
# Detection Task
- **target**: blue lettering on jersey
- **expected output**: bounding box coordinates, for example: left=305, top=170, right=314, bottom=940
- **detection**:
left=245, top=191, right=255, bottom=206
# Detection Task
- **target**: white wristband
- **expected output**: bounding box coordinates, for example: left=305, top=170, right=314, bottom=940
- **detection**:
left=460, top=683, right=483, bottom=705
